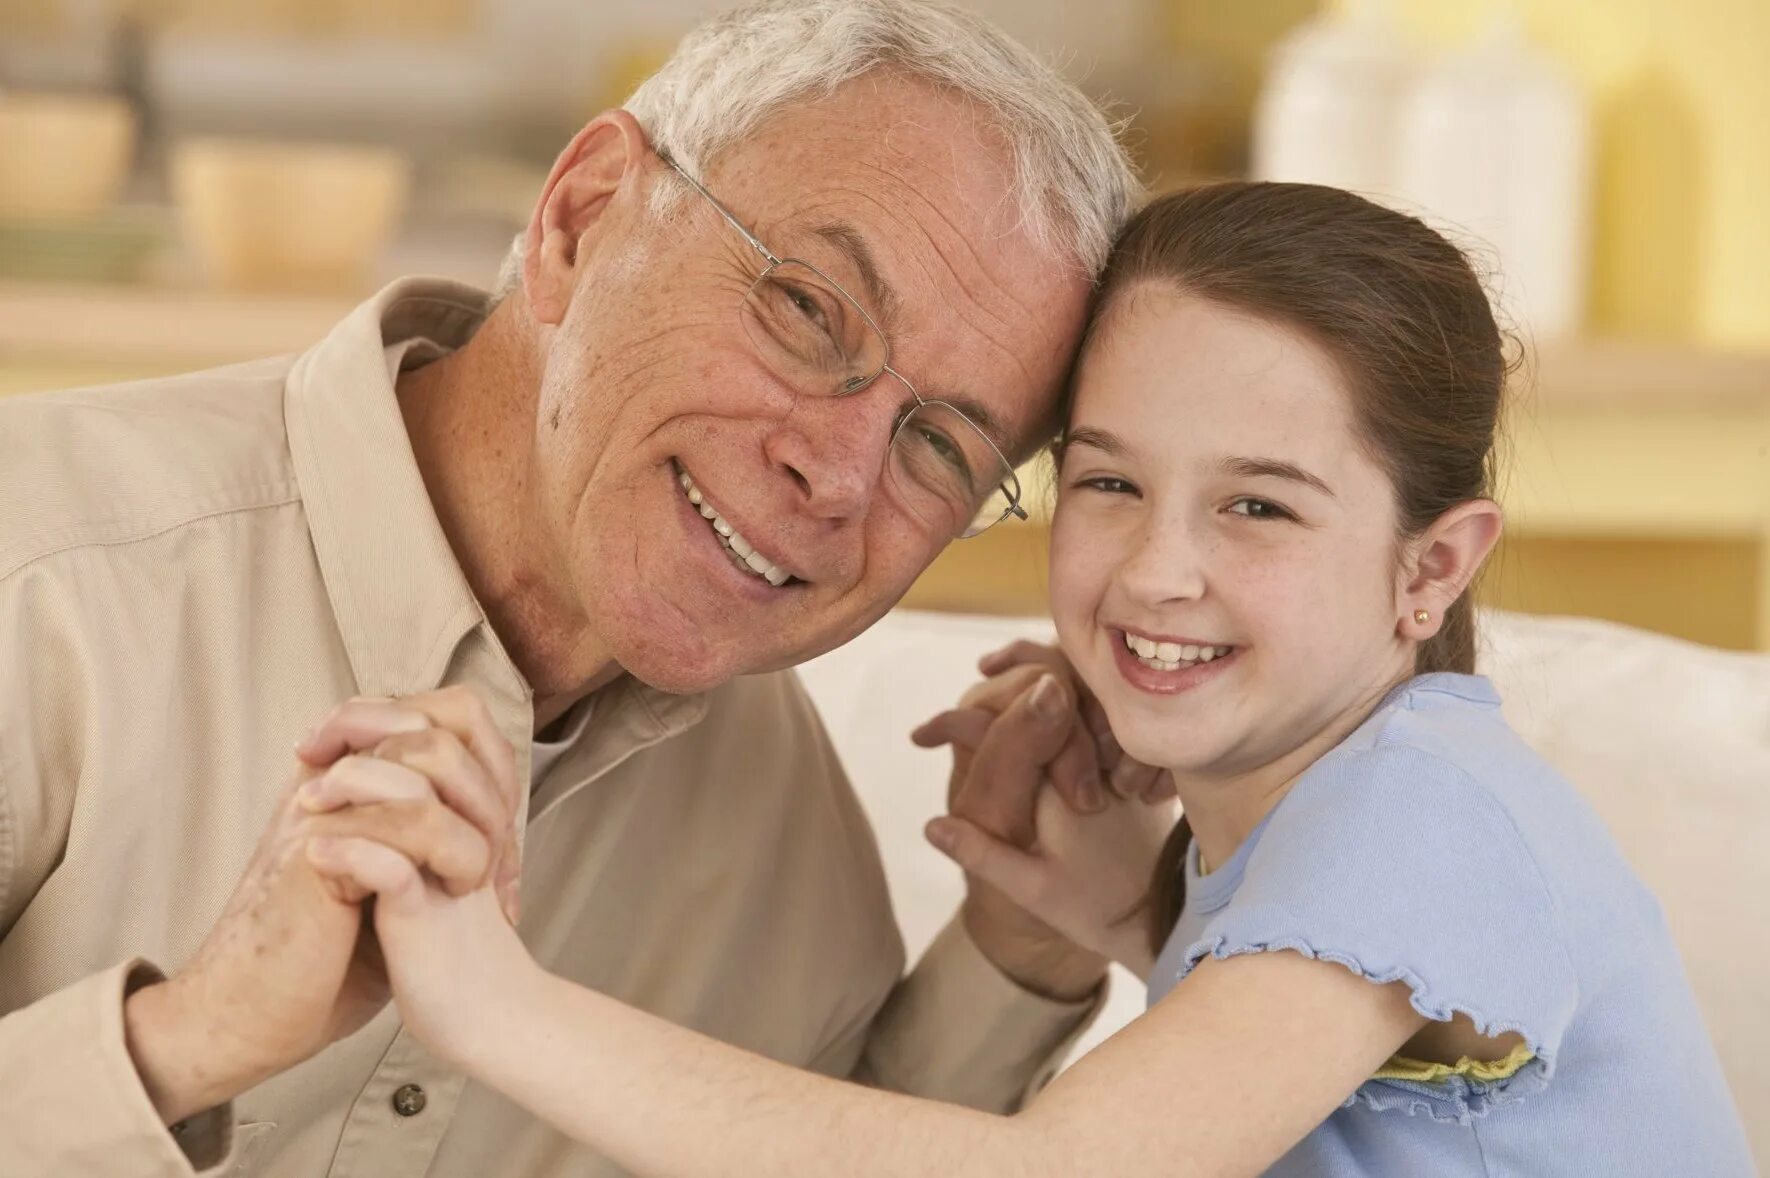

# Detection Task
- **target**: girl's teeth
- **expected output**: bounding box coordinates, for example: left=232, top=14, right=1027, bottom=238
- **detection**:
left=1122, top=631, right=1232, bottom=671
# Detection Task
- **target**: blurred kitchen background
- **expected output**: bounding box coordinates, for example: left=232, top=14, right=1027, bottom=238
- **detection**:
left=2, top=0, right=1768, bottom=649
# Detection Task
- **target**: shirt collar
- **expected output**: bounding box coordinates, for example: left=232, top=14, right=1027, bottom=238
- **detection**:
left=1383, top=671, right=1502, bottom=711
left=285, top=278, right=508, bottom=700
left=284, top=277, right=711, bottom=757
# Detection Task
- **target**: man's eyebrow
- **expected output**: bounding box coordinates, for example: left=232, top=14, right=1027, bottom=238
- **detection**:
left=806, top=224, right=1022, bottom=460
left=935, top=391, right=1010, bottom=454
left=813, top=222, right=900, bottom=327
left=1220, top=455, right=1336, bottom=497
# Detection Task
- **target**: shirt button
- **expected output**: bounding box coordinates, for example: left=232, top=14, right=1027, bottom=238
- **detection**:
left=392, top=1083, right=428, bottom=1117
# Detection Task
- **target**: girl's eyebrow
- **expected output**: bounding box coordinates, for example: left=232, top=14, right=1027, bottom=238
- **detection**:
left=1220, top=455, right=1336, bottom=498
left=1062, top=426, right=1129, bottom=456
left=1063, top=430, right=1336, bottom=498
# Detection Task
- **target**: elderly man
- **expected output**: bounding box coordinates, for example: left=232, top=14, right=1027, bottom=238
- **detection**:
left=0, top=1, right=1137, bottom=1174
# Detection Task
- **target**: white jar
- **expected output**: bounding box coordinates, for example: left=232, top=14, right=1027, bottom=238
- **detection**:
left=1392, top=13, right=1591, bottom=339
left=1252, top=0, right=1415, bottom=200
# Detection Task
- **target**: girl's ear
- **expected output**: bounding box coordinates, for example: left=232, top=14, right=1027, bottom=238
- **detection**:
left=1398, top=500, right=1503, bottom=640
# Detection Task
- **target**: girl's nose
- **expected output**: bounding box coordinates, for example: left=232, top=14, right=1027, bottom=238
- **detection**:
left=1114, top=515, right=1208, bottom=607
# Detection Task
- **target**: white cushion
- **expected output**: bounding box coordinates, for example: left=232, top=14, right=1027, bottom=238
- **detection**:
left=798, top=608, right=1767, bottom=1160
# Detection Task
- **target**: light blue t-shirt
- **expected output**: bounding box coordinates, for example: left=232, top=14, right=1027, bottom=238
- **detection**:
left=1146, top=673, right=1754, bottom=1176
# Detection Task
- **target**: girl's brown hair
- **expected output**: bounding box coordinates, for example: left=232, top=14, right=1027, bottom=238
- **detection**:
left=1077, top=183, right=1513, bottom=955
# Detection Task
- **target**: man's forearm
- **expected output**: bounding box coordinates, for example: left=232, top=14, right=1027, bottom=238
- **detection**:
left=854, top=915, right=1106, bottom=1113
left=0, top=961, right=233, bottom=1176
left=123, top=978, right=261, bottom=1127
left=962, top=895, right=1109, bottom=1002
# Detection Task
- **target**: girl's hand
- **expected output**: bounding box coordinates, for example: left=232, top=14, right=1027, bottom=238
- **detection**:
left=912, top=641, right=1174, bottom=837
left=300, top=786, right=540, bottom=1069
left=913, top=641, right=1178, bottom=979
left=928, top=746, right=1176, bottom=980
left=976, top=639, right=1175, bottom=804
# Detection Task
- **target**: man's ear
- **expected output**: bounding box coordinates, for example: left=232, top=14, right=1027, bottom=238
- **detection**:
left=1398, top=499, right=1503, bottom=640
left=522, top=109, right=653, bottom=326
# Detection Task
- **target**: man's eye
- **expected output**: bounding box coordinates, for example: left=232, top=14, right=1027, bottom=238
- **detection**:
left=778, top=280, right=837, bottom=335
left=918, top=425, right=968, bottom=474
left=786, top=287, right=824, bottom=323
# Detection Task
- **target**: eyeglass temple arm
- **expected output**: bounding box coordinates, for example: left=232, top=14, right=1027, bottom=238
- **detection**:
left=659, top=152, right=782, bottom=267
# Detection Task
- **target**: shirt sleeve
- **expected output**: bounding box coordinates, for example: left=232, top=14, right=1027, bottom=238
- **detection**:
left=1171, top=743, right=1580, bottom=1123
left=760, top=668, right=1106, bottom=1115
left=0, top=958, right=235, bottom=1176
left=0, top=752, right=234, bottom=1176
left=846, top=914, right=1106, bottom=1113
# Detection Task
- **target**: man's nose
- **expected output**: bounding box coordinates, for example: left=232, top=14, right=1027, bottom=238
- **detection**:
left=761, top=393, right=899, bottom=524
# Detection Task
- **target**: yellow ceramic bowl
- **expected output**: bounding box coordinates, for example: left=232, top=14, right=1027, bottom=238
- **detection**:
left=171, top=138, right=410, bottom=292
left=0, top=92, right=137, bottom=218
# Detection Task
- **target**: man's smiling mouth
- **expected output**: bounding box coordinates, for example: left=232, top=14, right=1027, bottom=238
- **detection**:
left=674, top=462, right=801, bottom=588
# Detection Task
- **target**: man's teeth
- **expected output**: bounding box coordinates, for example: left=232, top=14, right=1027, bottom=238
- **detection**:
left=677, top=468, right=792, bottom=587
left=1123, top=632, right=1232, bottom=672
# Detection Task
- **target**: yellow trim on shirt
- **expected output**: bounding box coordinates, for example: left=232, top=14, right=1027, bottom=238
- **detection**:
left=1372, top=1041, right=1536, bottom=1084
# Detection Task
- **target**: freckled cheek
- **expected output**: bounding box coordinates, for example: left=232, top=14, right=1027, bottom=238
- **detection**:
left=1213, top=547, right=1334, bottom=645
left=1231, top=546, right=1384, bottom=661
left=1049, top=516, right=1120, bottom=637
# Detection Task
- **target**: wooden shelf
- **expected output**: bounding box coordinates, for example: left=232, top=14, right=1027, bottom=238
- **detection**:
left=3, top=283, right=1767, bottom=647
left=4, top=283, right=1765, bottom=405
left=0, top=281, right=358, bottom=367
left=1528, top=338, right=1770, bottom=410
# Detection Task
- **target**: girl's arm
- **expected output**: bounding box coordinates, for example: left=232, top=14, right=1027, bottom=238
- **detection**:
left=492, top=945, right=1420, bottom=1178
left=308, top=837, right=1426, bottom=1178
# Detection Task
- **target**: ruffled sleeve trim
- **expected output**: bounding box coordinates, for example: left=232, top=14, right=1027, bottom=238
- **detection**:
left=1372, top=1040, right=1536, bottom=1083
left=1179, top=934, right=1558, bottom=1125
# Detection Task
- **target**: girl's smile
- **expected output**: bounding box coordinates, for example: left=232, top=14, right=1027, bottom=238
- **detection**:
left=1109, top=628, right=1242, bottom=696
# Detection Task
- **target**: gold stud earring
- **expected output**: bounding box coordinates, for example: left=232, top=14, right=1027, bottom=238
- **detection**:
left=1414, top=609, right=1431, bottom=625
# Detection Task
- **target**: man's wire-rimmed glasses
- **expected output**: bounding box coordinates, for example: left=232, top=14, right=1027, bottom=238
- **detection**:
left=661, top=153, right=1027, bottom=540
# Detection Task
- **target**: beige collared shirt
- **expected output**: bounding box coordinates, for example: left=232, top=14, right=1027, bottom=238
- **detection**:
left=0, top=280, right=1098, bottom=1177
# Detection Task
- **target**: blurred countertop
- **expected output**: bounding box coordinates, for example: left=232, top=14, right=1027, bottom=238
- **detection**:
left=0, top=211, right=515, bottom=386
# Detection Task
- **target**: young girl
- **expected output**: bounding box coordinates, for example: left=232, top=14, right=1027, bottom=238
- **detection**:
left=300, top=183, right=1754, bottom=1175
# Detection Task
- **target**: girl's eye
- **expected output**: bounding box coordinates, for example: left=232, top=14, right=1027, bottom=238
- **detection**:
left=1073, top=476, right=1139, bottom=496
left=1227, top=497, right=1293, bottom=521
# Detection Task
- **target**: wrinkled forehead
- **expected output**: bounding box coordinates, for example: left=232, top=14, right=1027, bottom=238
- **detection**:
left=697, top=74, right=1094, bottom=455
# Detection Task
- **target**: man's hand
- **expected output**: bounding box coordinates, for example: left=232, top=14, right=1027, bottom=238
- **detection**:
left=121, top=686, right=520, bottom=1126
left=910, top=642, right=1173, bottom=999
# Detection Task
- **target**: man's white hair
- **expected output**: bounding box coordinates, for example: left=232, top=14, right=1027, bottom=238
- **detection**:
left=493, top=0, right=1139, bottom=300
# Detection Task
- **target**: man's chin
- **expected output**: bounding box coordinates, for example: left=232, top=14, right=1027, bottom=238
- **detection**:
left=614, top=649, right=735, bottom=696
left=607, top=630, right=779, bottom=696
left=598, top=586, right=895, bottom=694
